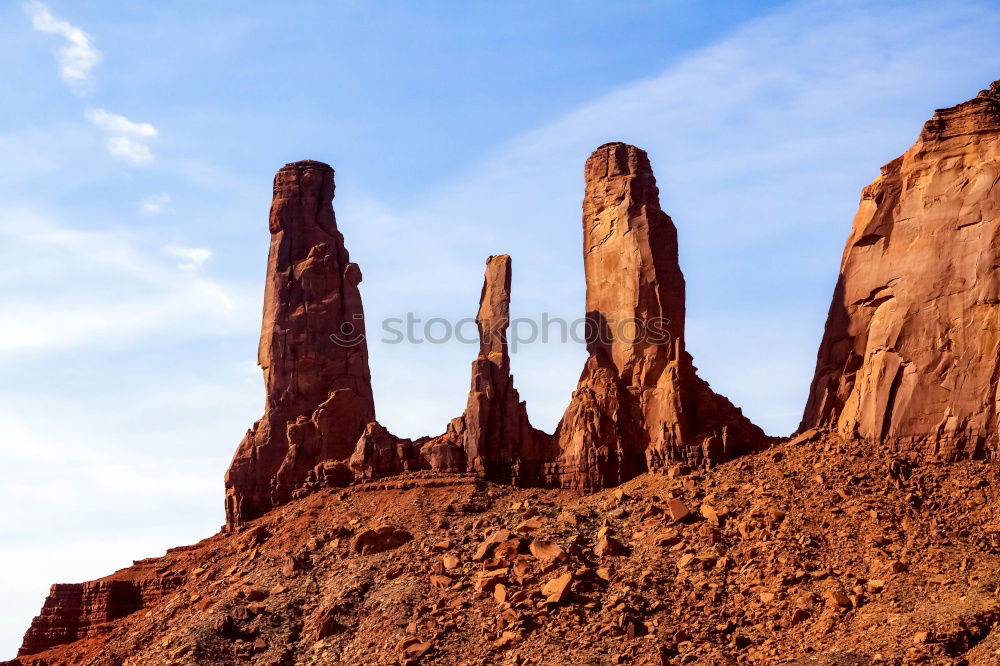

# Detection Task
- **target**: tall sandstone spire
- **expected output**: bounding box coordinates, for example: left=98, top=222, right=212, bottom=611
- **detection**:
left=553, top=143, right=767, bottom=489
left=225, top=160, right=375, bottom=528
left=438, top=255, right=552, bottom=483
left=801, top=82, right=1000, bottom=458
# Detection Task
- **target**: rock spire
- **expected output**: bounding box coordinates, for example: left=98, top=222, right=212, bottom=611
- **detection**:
left=553, top=143, right=768, bottom=489
left=224, top=160, right=375, bottom=528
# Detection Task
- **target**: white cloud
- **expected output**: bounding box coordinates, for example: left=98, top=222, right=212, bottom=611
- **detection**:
left=25, top=1, right=100, bottom=93
left=164, top=243, right=212, bottom=271
left=107, top=135, right=153, bottom=164
left=85, top=108, right=158, bottom=138
left=140, top=192, right=171, bottom=214
left=86, top=109, right=158, bottom=165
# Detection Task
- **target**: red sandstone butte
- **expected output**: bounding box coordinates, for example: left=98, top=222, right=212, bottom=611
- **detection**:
left=225, top=160, right=375, bottom=528
left=552, top=143, right=767, bottom=490
left=801, top=82, right=1000, bottom=458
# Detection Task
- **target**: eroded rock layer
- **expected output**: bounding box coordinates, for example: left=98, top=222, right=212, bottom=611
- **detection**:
left=19, top=568, right=183, bottom=656
left=224, top=160, right=375, bottom=528
left=552, top=143, right=767, bottom=489
left=801, top=82, right=1000, bottom=458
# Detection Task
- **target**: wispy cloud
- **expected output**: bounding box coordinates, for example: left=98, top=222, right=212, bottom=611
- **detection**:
left=25, top=1, right=100, bottom=93
left=85, top=108, right=158, bottom=137
left=86, top=108, right=158, bottom=165
left=25, top=5, right=161, bottom=167
left=164, top=244, right=212, bottom=271
left=107, top=135, right=152, bottom=164
left=0, top=208, right=247, bottom=357
left=140, top=193, right=172, bottom=215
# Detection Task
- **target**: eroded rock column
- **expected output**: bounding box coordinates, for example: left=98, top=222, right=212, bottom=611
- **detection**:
left=225, top=160, right=375, bottom=528
left=554, top=143, right=767, bottom=489
left=349, top=255, right=551, bottom=483
left=447, top=255, right=552, bottom=483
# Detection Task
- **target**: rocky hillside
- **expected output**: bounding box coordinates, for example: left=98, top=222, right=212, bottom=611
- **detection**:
left=5, top=82, right=999, bottom=665
left=10, top=433, right=1000, bottom=665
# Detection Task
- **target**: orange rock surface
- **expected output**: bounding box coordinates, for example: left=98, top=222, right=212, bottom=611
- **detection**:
left=801, top=82, right=1000, bottom=458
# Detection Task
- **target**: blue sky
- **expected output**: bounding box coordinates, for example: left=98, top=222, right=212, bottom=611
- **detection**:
left=2, top=0, right=999, bottom=656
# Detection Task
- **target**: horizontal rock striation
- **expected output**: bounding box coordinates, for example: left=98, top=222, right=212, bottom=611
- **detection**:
left=18, top=572, right=183, bottom=656
left=801, top=82, right=1000, bottom=458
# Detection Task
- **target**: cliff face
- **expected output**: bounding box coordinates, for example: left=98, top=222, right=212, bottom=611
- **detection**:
left=552, top=143, right=768, bottom=490
left=801, top=82, right=1000, bottom=458
left=224, top=160, right=376, bottom=528
left=18, top=562, right=184, bottom=656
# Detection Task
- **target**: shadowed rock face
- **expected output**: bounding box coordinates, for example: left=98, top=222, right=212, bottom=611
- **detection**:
left=552, top=143, right=768, bottom=489
left=224, top=160, right=375, bottom=528
left=801, top=82, right=1000, bottom=458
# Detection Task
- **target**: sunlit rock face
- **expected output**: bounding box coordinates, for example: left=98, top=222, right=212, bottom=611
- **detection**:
left=552, top=142, right=768, bottom=490
left=801, top=82, right=1000, bottom=459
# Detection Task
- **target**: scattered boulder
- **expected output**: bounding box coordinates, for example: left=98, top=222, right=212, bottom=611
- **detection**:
left=594, top=536, right=626, bottom=557
left=529, top=539, right=567, bottom=563
left=351, top=526, right=413, bottom=555
left=666, top=499, right=690, bottom=522
left=541, top=572, right=574, bottom=604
